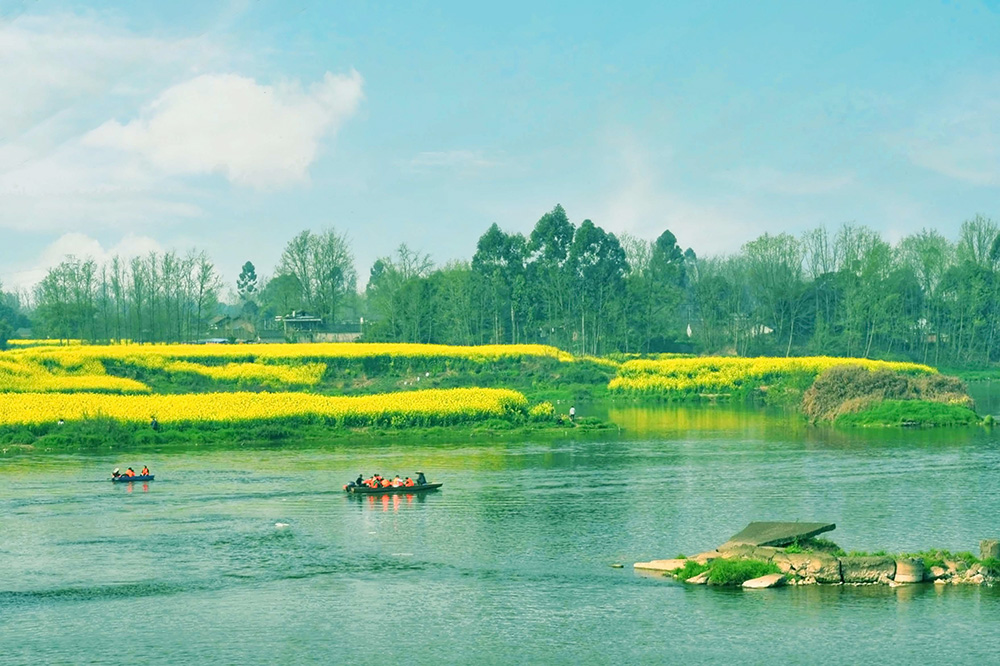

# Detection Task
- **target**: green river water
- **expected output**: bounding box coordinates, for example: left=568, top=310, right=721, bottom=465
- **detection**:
left=2, top=392, right=1000, bottom=665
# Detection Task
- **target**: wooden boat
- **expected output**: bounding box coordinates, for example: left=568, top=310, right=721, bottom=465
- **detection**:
left=111, top=475, right=154, bottom=482
left=345, top=482, right=441, bottom=494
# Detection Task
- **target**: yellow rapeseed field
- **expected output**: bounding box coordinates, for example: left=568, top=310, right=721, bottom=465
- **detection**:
left=609, top=356, right=935, bottom=395
left=0, top=357, right=149, bottom=394
left=0, top=387, right=528, bottom=427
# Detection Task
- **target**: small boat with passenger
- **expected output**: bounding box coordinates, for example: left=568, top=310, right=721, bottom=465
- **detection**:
left=110, top=467, right=153, bottom=482
left=111, top=474, right=154, bottom=483
left=345, top=482, right=441, bottom=494
left=344, top=472, right=440, bottom=494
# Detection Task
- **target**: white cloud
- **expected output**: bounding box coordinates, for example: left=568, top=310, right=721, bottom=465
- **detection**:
left=891, top=80, right=1000, bottom=187
left=84, top=71, right=365, bottom=187
left=0, top=14, right=219, bottom=136
left=592, top=136, right=758, bottom=254
left=4, top=233, right=163, bottom=291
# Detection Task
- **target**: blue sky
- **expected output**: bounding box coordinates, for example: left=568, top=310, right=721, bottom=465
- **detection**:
left=1, top=0, right=999, bottom=293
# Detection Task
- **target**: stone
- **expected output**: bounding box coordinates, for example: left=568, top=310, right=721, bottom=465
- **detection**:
left=893, top=558, right=925, bottom=583
left=944, top=559, right=969, bottom=573
left=717, top=544, right=757, bottom=559
left=633, top=559, right=687, bottom=572
left=742, top=573, right=786, bottom=589
left=805, top=553, right=843, bottom=584
left=981, top=539, right=1000, bottom=561
left=691, top=550, right=722, bottom=565
left=929, top=565, right=947, bottom=579
left=685, top=571, right=710, bottom=584
left=783, top=553, right=812, bottom=572
left=772, top=553, right=794, bottom=573
left=718, top=521, right=836, bottom=549
left=841, top=556, right=895, bottom=584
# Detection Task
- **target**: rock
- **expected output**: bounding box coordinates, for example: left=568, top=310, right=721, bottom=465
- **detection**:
left=981, top=539, right=1000, bottom=561
left=929, top=565, right=947, bottom=579
left=772, top=553, right=794, bottom=573
left=691, top=550, right=722, bottom=565
left=970, top=573, right=985, bottom=585
left=841, top=556, right=895, bottom=584
left=805, top=552, right=843, bottom=584
left=717, top=544, right=757, bottom=559
left=685, top=571, right=710, bottom=585
left=944, top=559, right=969, bottom=573
left=742, top=574, right=787, bottom=589
left=967, top=563, right=982, bottom=577
left=633, top=558, right=687, bottom=572
left=783, top=553, right=812, bottom=572
left=893, top=558, right=925, bottom=583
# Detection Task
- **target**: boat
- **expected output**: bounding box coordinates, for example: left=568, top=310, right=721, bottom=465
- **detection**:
left=111, top=475, right=154, bottom=483
left=344, top=482, right=441, bottom=494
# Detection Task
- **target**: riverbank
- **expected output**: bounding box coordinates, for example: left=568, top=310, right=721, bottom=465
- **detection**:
left=0, top=411, right=614, bottom=454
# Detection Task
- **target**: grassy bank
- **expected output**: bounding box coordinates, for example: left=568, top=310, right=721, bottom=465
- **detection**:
left=0, top=412, right=612, bottom=454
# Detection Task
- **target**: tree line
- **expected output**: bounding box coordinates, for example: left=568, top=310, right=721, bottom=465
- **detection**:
left=4, top=206, right=1000, bottom=367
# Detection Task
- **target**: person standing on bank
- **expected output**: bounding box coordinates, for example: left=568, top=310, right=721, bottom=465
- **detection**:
left=569, top=406, right=576, bottom=422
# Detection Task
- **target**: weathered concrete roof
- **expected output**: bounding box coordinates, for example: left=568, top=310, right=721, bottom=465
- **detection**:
left=719, top=521, right=836, bottom=549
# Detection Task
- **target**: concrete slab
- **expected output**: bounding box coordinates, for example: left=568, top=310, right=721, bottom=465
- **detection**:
left=742, top=573, right=786, bottom=589
left=718, top=521, right=836, bottom=549
left=633, top=558, right=687, bottom=572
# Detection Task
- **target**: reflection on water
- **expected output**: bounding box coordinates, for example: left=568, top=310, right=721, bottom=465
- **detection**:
left=1, top=399, right=999, bottom=664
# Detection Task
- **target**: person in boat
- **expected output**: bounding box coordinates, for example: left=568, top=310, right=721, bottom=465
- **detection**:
left=356, top=474, right=364, bottom=487
left=404, top=477, right=415, bottom=487
left=380, top=476, right=392, bottom=487
left=112, top=468, right=120, bottom=479
left=141, top=466, right=149, bottom=476
left=125, top=467, right=136, bottom=478
left=391, top=475, right=403, bottom=487
left=415, top=471, right=427, bottom=486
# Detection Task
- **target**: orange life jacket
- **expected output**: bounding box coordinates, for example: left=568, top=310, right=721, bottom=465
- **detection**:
left=404, top=478, right=414, bottom=487
left=381, top=479, right=391, bottom=487
left=141, top=468, right=149, bottom=476
left=126, top=469, right=135, bottom=477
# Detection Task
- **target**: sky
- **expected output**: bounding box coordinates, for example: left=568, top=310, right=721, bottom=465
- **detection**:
left=1, top=0, right=999, bottom=295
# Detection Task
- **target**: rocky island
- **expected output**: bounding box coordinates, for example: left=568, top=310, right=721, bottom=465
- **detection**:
left=636, top=522, right=1000, bottom=588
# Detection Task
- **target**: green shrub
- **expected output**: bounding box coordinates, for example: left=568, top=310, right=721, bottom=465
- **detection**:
left=803, top=365, right=974, bottom=425
left=673, top=560, right=710, bottom=581
left=706, top=558, right=779, bottom=586
left=980, top=558, right=1000, bottom=575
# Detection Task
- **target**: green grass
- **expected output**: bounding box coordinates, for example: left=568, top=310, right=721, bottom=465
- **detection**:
left=706, top=558, right=780, bottom=586
left=0, top=412, right=614, bottom=454
left=835, top=400, right=980, bottom=427
left=672, top=560, right=711, bottom=581
left=785, top=537, right=845, bottom=557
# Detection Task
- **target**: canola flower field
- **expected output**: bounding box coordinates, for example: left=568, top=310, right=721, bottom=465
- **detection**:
left=0, top=388, right=529, bottom=428
left=609, top=356, right=936, bottom=396
left=0, top=342, right=575, bottom=394
left=0, top=343, right=561, bottom=431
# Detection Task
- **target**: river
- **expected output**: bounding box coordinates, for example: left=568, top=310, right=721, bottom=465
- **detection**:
left=2, top=394, right=1000, bottom=664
